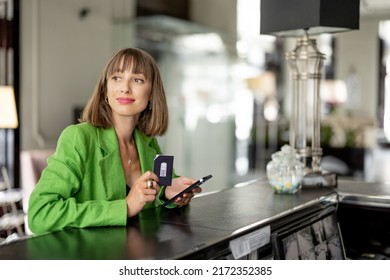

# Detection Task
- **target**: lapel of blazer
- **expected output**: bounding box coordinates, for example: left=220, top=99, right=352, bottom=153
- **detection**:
left=134, top=128, right=158, bottom=173
left=96, top=126, right=158, bottom=198
left=97, top=126, right=126, bottom=198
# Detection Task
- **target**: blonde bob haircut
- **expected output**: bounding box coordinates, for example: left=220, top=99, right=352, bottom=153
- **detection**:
left=80, top=48, right=169, bottom=137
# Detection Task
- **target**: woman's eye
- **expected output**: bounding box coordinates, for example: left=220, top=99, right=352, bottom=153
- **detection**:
left=112, top=76, right=121, bottom=81
left=134, top=78, right=144, bottom=84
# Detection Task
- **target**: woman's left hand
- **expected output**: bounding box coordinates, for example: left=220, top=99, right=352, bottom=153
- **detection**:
left=165, top=176, right=201, bottom=206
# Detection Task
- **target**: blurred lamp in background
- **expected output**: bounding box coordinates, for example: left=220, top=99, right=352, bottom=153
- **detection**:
left=260, top=0, right=359, bottom=185
left=0, top=86, right=19, bottom=168
left=0, top=86, right=18, bottom=129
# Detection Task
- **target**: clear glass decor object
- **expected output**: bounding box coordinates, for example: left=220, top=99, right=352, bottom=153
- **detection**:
left=266, top=145, right=305, bottom=194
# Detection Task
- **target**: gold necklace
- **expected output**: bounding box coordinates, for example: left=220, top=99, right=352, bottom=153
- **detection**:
left=127, top=139, right=135, bottom=165
left=127, top=151, right=133, bottom=165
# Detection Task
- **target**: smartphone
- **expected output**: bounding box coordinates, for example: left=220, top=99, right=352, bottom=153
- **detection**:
left=163, top=174, right=212, bottom=206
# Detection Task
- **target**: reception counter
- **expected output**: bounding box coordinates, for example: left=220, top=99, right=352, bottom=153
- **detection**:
left=0, top=178, right=389, bottom=260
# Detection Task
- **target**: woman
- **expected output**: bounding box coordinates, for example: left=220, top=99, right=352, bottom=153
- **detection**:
left=28, top=48, right=200, bottom=234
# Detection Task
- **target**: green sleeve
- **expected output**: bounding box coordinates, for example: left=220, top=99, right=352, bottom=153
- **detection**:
left=28, top=126, right=127, bottom=235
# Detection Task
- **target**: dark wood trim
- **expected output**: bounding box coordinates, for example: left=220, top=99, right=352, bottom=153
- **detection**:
left=13, top=0, right=20, bottom=188
left=136, top=0, right=189, bottom=20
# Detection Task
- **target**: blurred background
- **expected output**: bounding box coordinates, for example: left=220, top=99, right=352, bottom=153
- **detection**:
left=2, top=0, right=390, bottom=193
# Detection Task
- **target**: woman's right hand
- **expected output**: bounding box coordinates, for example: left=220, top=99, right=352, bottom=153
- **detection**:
left=126, top=171, right=160, bottom=217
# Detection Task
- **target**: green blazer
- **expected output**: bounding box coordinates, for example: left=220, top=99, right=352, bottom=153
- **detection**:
left=28, top=123, right=169, bottom=234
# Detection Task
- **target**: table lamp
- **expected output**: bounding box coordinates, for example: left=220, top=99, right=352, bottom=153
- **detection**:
left=260, top=0, right=360, bottom=186
left=0, top=86, right=19, bottom=170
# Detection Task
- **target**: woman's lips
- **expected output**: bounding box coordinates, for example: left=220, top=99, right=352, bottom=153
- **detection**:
left=116, top=97, right=134, bottom=104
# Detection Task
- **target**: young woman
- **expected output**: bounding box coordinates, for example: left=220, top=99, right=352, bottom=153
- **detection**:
left=28, top=48, right=200, bottom=234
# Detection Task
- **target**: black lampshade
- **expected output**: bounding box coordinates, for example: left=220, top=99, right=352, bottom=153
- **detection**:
left=260, top=0, right=360, bottom=37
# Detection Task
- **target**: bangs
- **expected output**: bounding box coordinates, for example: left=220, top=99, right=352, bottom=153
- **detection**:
left=106, top=49, right=154, bottom=80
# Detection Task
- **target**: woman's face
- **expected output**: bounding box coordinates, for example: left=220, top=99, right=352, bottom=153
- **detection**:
left=106, top=61, right=152, bottom=122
